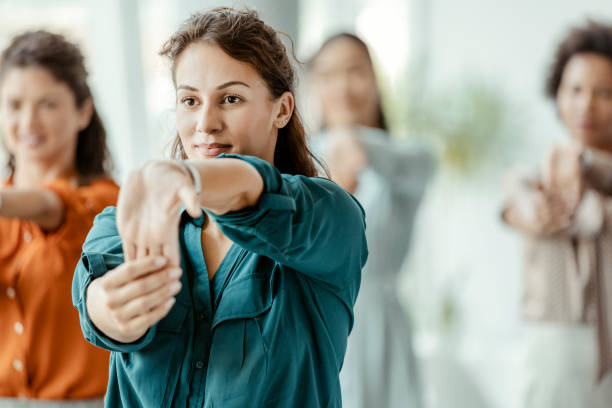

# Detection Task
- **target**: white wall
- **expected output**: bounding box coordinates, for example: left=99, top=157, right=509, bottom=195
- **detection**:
left=410, top=2, right=612, bottom=408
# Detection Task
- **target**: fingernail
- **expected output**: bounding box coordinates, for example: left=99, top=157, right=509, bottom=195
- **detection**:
left=155, top=257, right=167, bottom=267
left=170, top=282, right=182, bottom=293
left=168, top=268, right=182, bottom=278
left=165, top=298, right=176, bottom=308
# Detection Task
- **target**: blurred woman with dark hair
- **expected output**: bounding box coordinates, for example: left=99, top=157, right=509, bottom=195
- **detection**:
left=0, top=31, right=118, bottom=406
left=309, top=33, right=434, bottom=408
left=503, top=20, right=612, bottom=407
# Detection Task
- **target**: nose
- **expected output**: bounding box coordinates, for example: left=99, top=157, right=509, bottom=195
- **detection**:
left=195, top=101, right=222, bottom=135
left=18, top=105, right=39, bottom=135
left=337, top=73, right=352, bottom=98
left=578, top=91, right=597, bottom=115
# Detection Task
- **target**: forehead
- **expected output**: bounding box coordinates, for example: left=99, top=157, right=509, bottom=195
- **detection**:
left=174, top=42, right=266, bottom=90
left=1, top=65, right=68, bottom=96
left=563, top=52, right=612, bottom=82
left=313, top=38, right=371, bottom=72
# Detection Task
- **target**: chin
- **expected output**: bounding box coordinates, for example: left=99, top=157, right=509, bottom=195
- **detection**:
left=186, top=150, right=225, bottom=160
left=186, top=152, right=211, bottom=160
left=16, top=147, right=54, bottom=161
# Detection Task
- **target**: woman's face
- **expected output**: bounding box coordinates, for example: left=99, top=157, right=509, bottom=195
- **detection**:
left=0, top=66, right=91, bottom=166
left=312, top=38, right=381, bottom=129
left=557, top=52, right=612, bottom=151
left=174, top=42, right=292, bottom=162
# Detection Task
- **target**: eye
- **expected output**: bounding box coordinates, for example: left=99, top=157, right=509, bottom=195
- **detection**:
left=40, top=100, right=57, bottom=109
left=7, top=99, right=20, bottom=111
left=180, top=97, right=198, bottom=107
left=597, top=88, right=612, bottom=99
left=222, top=95, right=242, bottom=104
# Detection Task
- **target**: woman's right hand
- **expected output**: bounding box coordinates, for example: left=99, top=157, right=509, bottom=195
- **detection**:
left=116, top=161, right=202, bottom=267
left=504, top=143, right=585, bottom=235
left=86, top=256, right=182, bottom=343
left=326, top=128, right=368, bottom=194
left=542, top=142, right=585, bottom=213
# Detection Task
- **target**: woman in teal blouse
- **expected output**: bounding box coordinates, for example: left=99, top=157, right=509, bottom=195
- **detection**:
left=72, top=7, right=368, bottom=408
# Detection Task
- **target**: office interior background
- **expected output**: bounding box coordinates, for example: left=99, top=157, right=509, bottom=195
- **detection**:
left=1, top=1, right=612, bottom=407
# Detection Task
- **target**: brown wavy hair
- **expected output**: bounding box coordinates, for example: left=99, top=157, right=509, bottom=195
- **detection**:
left=0, top=30, right=113, bottom=184
left=546, top=20, right=612, bottom=99
left=160, top=7, right=321, bottom=177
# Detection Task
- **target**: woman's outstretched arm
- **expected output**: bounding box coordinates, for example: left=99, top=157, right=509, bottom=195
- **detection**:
left=0, top=188, right=64, bottom=230
left=80, top=157, right=263, bottom=344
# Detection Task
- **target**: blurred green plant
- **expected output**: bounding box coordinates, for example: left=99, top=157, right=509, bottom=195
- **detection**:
left=377, top=65, right=521, bottom=177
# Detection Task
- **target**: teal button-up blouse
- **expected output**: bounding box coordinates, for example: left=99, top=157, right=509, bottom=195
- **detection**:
left=72, top=154, right=368, bottom=407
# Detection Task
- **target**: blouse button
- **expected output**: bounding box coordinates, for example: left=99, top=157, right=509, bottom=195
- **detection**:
left=195, top=361, right=204, bottom=369
left=23, top=231, right=32, bottom=243
left=6, top=287, right=16, bottom=299
left=12, top=359, right=24, bottom=372
left=14, top=322, right=24, bottom=335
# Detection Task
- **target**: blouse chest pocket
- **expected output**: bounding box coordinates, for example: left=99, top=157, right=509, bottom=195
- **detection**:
left=206, top=272, right=276, bottom=404
left=157, top=298, right=190, bottom=333
left=212, top=272, right=275, bottom=329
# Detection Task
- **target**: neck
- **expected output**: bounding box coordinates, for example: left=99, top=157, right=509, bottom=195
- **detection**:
left=13, top=157, right=77, bottom=188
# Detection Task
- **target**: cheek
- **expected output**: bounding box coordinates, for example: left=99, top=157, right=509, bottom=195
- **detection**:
left=601, top=103, right=612, bottom=128
left=324, top=76, right=349, bottom=98
left=0, top=110, right=16, bottom=139
left=354, top=78, right=378, bottom=106
left=176, top=113, right=187, bottom=134
left=320, top=95, right=338, bottom=118
left=234, top=105, right=275, bottom=150
left=316, top=86, right=333, bottom=106
left=557, top=96, right=575, bottom=126
left=313, top=83, right=337, bottom=112
left=43, top=108, right=81, bottom=141
left=0, top=115, right=17, bottom=152
left=176, top=110, right=196, bottom=141
left=49, top=116, right=72, bottom=137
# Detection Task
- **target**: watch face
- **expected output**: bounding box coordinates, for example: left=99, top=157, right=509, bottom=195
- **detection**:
left=581, top=149, right=593, bottom=173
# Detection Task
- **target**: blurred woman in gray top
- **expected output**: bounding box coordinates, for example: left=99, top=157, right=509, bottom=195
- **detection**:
left=309, top=33, right=434, bottom=408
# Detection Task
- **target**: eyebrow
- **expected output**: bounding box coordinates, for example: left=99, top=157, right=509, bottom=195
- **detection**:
left=176, top=81, right=250, bottom=92
left=5, top=93, right=60, bottom=102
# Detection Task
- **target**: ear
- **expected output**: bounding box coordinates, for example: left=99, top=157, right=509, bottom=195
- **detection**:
left=77, top=97, right=94, bottom=131
left=273, top=91, right=295, bottom=129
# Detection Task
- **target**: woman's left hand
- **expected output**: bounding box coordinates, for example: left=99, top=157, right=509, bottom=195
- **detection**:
left=117, top=161, right=202, bottom=266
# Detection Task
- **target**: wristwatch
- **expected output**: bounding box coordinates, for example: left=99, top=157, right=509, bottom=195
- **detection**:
left=176, top=161, right=202, bottom=195
left=580, top=148, right=593, bottom=175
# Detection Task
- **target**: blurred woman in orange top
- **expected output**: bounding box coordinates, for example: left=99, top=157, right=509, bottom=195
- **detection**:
left=0, top=31, right=118, bottom=406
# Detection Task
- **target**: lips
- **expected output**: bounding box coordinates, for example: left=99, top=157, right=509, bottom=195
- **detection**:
left=578, top=121, right=598, bottom=132
left=20, top=135, right=45, bottom=147
left=193, top=143, right=232, bottom=157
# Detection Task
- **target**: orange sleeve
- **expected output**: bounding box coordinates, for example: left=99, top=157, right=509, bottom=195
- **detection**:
left=44, top=178, right=119, bottom=244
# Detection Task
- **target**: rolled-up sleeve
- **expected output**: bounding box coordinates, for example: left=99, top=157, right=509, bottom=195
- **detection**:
left=45, top=179, right=118, bottom=242
left=207, top=154, right=368, bottom=292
